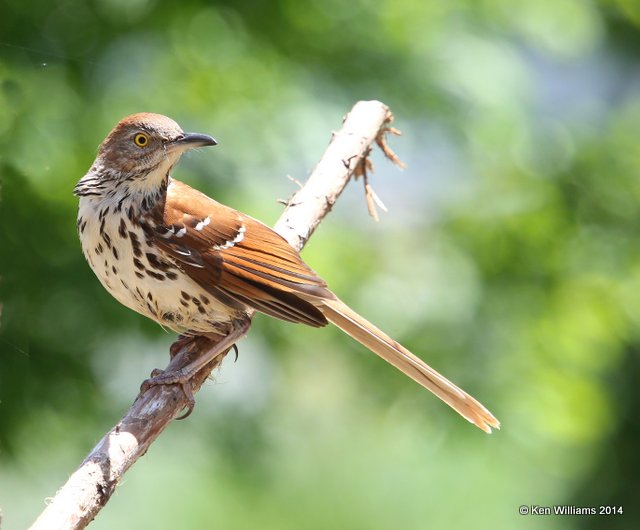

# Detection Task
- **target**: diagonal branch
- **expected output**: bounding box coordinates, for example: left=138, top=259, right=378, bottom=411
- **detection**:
left=30, top=100, right=403, bottom=530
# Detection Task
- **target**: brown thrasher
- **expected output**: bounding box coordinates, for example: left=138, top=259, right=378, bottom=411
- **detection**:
left=74, top=113, right=499, bottom=433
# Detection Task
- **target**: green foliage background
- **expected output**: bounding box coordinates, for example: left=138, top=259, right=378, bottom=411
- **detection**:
left=1, top=0, right=639, bottom=528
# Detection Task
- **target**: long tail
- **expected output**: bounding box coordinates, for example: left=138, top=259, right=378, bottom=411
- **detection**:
left=318, top=296, right=500, bottom=433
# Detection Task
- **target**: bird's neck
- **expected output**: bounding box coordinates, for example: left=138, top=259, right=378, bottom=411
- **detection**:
left=76, top=161, right=172, bottom=216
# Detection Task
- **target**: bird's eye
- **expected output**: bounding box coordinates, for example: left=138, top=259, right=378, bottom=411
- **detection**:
left=134, top=133, right=149, bottom=147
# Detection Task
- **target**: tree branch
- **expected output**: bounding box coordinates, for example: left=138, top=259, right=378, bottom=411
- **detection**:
left=30, top=100, right=402, bottom=530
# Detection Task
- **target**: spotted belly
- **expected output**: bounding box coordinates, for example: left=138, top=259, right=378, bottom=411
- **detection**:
left=77, top=204, right=234, bottom=334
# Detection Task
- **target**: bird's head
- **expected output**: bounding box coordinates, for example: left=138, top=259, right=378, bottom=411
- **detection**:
left=74, top=113, right=217, bottom=198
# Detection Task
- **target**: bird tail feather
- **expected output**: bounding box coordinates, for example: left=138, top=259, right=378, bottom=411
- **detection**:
left=318, top=297, right=500, bottom=433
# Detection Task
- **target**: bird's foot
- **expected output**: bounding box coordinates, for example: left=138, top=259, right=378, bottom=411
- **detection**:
left=139, top=317, right=251, bottom=420
left=140, top=367, right=196, bottom=420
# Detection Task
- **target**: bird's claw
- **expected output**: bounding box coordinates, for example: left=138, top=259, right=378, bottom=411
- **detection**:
left=175, top=382, right=195, bottom=420
left=138, top=333, right=242, bottom=419
left=139, top=368, right=196, bottom=420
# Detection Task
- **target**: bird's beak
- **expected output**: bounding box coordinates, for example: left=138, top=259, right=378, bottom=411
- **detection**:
left=169, top=132, right=217, bottom=151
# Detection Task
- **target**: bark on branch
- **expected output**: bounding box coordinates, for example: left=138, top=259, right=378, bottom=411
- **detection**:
left=30, top=100, right=403, bottom=530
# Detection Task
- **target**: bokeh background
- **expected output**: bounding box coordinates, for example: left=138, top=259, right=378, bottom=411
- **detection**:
left=1, top=0, right=639, bottom=528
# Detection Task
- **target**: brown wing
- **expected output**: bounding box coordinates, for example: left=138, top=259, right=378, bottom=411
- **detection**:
left=151, top=179, right=332, bottom=327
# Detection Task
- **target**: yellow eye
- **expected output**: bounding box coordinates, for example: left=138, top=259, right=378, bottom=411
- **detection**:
left=134, top=133, right=149, bottom=147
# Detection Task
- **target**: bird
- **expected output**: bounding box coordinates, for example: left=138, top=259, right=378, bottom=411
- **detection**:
left=74, top=112, right=500, bottom=433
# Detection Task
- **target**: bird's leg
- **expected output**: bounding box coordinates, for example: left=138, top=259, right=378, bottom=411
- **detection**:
left=150, top=334, right=208, bottom=379
left=169, top=333, right=195, bottom=359
left=140, top=317, right=251, bottom=418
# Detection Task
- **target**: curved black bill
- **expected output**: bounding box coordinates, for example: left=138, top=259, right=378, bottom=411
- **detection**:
left=171, top=132, right=217, bottom=149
